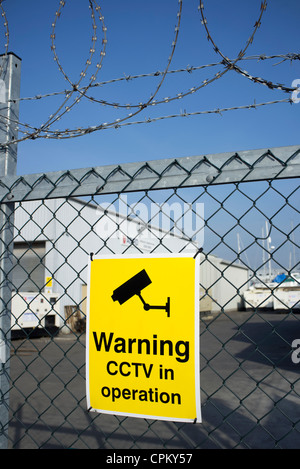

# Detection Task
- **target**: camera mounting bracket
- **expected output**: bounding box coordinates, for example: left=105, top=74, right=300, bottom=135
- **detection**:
left=137, top=293, right=170, bottom=317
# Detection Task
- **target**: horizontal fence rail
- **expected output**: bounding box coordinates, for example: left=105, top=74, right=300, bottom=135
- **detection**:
left=0, top=145, right=299, bottom=202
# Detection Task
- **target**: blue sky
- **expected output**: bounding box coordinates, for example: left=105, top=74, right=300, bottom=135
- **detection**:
left=4, top=0, right=300, bottom=174
left=3, top=0, right=300, bottom=271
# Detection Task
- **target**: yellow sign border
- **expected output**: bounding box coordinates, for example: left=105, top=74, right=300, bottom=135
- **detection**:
left=86, top=253, right=201, bottom=423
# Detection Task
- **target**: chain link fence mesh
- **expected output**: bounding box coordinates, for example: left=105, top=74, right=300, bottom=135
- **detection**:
left=1, top=151, right=299, bottom=449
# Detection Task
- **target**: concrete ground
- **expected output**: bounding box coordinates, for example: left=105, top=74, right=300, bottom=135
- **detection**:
left=7, top=310, right=300, bottom=449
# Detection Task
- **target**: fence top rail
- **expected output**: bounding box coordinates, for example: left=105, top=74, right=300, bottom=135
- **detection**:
left=0, top=144, right=299, bottom=202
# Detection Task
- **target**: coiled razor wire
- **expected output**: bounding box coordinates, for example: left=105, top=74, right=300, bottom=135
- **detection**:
left=0, top=0, right=299, bottom=144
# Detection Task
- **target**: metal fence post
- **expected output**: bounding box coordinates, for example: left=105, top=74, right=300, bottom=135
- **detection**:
left=0, top=52, right=21, bottom=449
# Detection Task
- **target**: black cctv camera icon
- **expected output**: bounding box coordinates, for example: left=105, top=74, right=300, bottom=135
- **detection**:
left=112, top=269, right=170, bottom=317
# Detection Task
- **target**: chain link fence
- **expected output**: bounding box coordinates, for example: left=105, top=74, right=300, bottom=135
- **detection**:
left=0, top=146, right=299, bottom=449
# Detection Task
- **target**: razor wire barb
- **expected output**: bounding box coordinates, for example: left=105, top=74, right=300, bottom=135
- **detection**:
left=0, top=0, right=299, bottom=144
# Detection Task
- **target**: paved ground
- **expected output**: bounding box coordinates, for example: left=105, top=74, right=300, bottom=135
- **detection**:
left=7, top=310, right=300, bottom=449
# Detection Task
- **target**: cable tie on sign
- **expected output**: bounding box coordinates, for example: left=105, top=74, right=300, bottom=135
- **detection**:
left=90, top=252, right=94, bottom=261
left=193, top=247, right=203, bottom=259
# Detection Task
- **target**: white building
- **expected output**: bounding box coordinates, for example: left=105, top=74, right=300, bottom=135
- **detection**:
left=12, top=197, right=248, bottom=328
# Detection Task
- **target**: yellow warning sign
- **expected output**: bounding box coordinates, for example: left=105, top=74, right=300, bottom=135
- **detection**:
left=86, top=253, right=201, bottom=423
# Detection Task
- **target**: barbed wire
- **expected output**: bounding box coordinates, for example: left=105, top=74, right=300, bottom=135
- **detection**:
left=8, top=53, right=300, bottom=105
left=1, top=0, right=183, bottom=144
left=2, top=97, right=291, bottom=143
left=72, top=0, right=270, bottom=113
left=198, top=0, right=297, bottom=94
left=0, top=0, right=299, bottom=146
left=38, top=0, right=108, bottom=137
left=30, top=98, right=296, bottom=139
